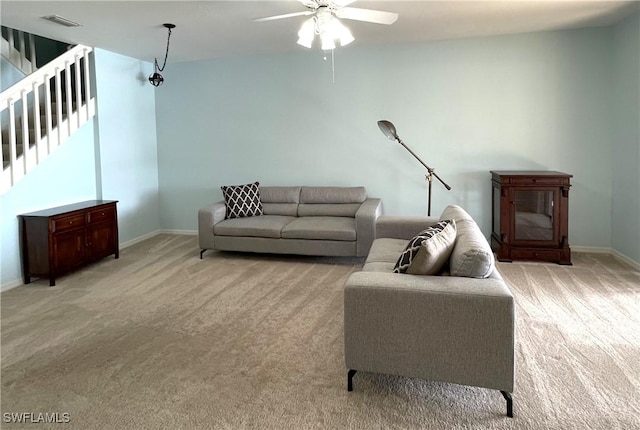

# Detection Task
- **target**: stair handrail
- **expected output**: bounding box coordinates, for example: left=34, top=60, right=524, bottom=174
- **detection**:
left=1, top=44, right=95, bottom=195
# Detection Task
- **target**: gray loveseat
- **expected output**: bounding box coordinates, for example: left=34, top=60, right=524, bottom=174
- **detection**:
left=344, top=205, right=515, bottom=417
left=198, top=186, right=382, bottom=258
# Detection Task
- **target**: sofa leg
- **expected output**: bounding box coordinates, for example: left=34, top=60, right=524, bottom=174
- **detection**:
left=347, top=369, right=357, bottom=392
left=500, top=391, right=513, bottom=417
left=200, top=249, right=206, bottom=259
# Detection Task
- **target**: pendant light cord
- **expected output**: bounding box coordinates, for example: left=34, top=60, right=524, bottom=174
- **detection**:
left=154, top=26, right=172, bottom=72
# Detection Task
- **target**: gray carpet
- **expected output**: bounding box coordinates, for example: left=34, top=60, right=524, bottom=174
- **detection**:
left=1, top=234, right=639, bottom=429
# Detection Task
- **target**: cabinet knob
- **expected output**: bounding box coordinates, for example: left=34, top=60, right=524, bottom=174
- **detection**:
left=69, top=221, right=73, bottom=224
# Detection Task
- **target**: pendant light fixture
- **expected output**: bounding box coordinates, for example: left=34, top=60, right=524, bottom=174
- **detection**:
left=149, top=23, right=175, bottom=87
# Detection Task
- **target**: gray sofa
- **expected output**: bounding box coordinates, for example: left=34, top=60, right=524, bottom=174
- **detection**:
left=344, top=205, right=515, bottom=417
left=198, top=186, right=382, bottom=258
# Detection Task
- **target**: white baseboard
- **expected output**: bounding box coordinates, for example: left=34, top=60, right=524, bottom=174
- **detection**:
left=573, top=246, right=640, bottom=271
left=571, top=246, right=611, bottom=254
left=159, top=229, right=197, bottom=236
left=120, top=230, right=162, bottom=249
left=611, top=249, right=640, bottom=271
left=118, top=229, right=196, bottom=249
left=1, top=278, right=24, bottom=293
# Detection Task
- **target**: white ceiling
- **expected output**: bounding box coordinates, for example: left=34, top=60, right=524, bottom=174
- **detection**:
left=1, top=1, right=638, bottom=64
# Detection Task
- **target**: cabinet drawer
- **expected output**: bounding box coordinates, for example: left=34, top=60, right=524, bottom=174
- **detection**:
left=511, top=177, right=566, bottom=186
left=52, top=213, right=85, bottom=233
left=87, top=206, right=115, bottom=224
left=511, top=248, right=562, bottom=261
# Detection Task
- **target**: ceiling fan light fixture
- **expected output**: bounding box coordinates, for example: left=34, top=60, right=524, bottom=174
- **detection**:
left=320, top=33, right=336, bottom=51
left=333, top=19, right=354, bottom=46
left=256, top=1, right=398, bottom=52
left=297, top=17, right=316, bottom=48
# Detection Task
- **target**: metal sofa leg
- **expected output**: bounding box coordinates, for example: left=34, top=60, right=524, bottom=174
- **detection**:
left=501, top=391, right=513, bottom=417
left=200, top=249, right=206, bottom=259
left=347, top=369, right=357, bottom=392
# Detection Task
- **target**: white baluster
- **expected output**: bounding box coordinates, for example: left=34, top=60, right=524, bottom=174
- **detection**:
left=65, top=60, right=74, bottom=135
left=83, top=49, right=92, bottom=118
left=74, top=55, right=83, bottom=126
left=7, top=29, right=15, bottom=63
left=28, top=33, right=37, bottom=73
left=55, top=67, right=63, bottom=147
left=8, top=98, right=18, bottom=184
left=44, top=74, right=53, bottom=153
left=21, top=89, right=30, bottom=173
left=33, top=81, right=42, bottom=163
left=18, top=31, right=26, bottom=71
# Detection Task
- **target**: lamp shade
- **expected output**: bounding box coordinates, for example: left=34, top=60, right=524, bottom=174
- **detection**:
left=377, top=120, right=398, bottom=141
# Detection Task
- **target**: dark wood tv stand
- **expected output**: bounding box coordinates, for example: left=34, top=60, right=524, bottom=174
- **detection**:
left=491, top=171, right=572, bottom=265
left=19, top=200, right=119, bottom=286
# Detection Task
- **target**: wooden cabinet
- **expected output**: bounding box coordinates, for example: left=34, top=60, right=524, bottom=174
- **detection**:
left=19, top=200, right=119, bottom=286
left=490, top=171, right=572, bottom=265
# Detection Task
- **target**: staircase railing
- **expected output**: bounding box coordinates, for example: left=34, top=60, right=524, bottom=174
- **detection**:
left=1, top=27, right=37, bottom=75
left=1, top=44, right=95, bottom=195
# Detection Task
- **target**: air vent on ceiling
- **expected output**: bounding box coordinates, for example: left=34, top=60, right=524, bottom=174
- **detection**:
left=41, top=15, right=82, bottom=27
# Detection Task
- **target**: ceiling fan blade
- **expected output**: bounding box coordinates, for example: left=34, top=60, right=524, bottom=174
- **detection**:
left=332, top=0, right=357, bottom=7
left=335, top=7, right=398, bottom=25
left=254, top=11, right=314, bottom=22
left=299, top=0, right=319, bottom=8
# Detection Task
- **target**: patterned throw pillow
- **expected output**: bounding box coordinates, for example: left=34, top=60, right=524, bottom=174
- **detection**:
left=393, top=220, right=457, bottom=275
left=221, top=181, right=263, bottom=219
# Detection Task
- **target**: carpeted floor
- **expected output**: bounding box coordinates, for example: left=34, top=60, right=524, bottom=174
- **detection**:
left=1, top=234, right=639, bottom=429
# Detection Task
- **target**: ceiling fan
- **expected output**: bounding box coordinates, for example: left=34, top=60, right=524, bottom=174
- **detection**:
left=255, top=0, right=398, bottom=51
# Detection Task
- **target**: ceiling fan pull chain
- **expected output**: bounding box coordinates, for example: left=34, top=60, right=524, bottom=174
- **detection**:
left=332, top=48, right=335, bottom=83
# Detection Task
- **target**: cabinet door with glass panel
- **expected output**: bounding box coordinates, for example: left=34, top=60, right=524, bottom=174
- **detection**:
left=491, top=171, right=572, bottom=265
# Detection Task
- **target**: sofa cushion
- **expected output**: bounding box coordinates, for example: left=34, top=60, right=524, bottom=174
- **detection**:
left=221, top=181, right=263, bottom=219
left=300, top=186, right=367, bottom=204
left=281, top=217, right=356, bottom=241
left=260, top=186, right=301, bottom=203
left=259, top=186, right=301, bottom=216
left=362, top=261, right=396, bottom=272
left=298, top=203, right=362, bottom=218
left=393, top=220, right=455, bottom=274
left=439, top=205, right=495, bottom=278
left=366, top=238, right=408, bottom=264
left=214, top=215, right=296, bottom=239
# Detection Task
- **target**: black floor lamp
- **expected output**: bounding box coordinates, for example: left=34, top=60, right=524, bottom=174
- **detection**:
left=377, top=120, right=452, bottom=216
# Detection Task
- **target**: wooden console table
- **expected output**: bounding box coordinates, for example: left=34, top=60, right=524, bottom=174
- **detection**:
left=490, top=171, right=572, bottom=265
left=19, top=200, right=119, bottom=286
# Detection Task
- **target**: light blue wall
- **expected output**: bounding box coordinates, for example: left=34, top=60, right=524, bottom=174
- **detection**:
left=93, top=49, right=160, bottom=244
left=1, top=56, right=25, bottom=91
left=156, top=27, right=614, bottom=250
left=612, top=12, right=640, bottom=263
left=0, top=122, right=98, bottom=286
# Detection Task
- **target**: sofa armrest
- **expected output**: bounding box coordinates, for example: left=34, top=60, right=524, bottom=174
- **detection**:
left=344, top=271, right=515, bottom=392
left=355, top=198, right=382, bottom=257
left=198, top=200, right=226, bottom=250
left=375, top=216, right=441, bottom=240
